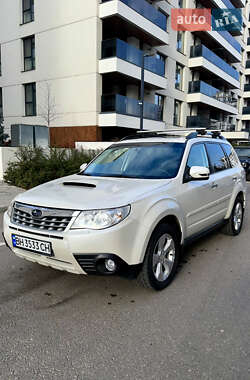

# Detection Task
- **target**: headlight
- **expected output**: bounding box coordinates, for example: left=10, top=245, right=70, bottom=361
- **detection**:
left=7, top=201, right=14, bottom=218
left=71, top=205, right=131, bottom=230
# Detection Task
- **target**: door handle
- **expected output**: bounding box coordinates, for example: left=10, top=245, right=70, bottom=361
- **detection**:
left=233, top=177, right=237, bottom=182
left=211, top=183, right=218, bottom=189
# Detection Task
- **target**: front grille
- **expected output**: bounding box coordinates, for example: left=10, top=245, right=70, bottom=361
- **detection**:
left=11, top=202, right=74, bottom=232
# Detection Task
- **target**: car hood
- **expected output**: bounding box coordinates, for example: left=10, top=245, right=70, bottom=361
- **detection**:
left=14, top=174, right=171, bottom=210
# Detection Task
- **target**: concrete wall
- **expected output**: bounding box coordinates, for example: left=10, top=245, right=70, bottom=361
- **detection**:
left=0, top=0, right=101, bottom=136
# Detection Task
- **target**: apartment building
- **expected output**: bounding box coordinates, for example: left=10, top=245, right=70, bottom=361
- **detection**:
left=242, top=0, right=250, bottom=132
left=0, top=0, right=248, bottom=148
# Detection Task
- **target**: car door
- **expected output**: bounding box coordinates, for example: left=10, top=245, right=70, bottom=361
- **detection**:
left=178, top=142, right=218, bottom=237
left=204, top=142, right=233, bottom=221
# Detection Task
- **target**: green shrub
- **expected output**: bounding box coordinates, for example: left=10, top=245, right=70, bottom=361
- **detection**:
left=4, top=146, right=98, bottom=190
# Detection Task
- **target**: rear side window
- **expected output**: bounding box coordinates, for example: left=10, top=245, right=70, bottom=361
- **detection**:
left=222, top=144, right=240, bottom=168
left=205, top=143, right=229, bottom=173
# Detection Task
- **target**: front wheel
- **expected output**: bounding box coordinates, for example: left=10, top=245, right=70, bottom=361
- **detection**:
left=138, top=224, right=180, bottom=290
left=222, top=198, right=244, bottom=236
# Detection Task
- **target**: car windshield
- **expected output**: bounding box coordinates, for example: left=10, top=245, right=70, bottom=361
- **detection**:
left=81, top=142, right=185, bottom=179
left=235, top=148, right=250, bottom=157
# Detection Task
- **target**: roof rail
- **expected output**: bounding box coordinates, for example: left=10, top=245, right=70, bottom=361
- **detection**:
left=120, top=128, right=225, bottom=142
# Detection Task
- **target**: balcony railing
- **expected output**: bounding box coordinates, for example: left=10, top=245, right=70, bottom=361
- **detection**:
left=190, top=45, right=239, bottom=81
left=101, top=0, right=167, bottom=31
left=102, top=39, right=165, bottom=77
left=101, top=94, right=163, bottom=121
left=216, top=30, right=241, bottom=54
left=243, top=106, right=250, bottom=114
left=187, top=116, right=235, bottom=131
left=220, top=0, right=234, bottom=8
left=246, top=60, right=250, bottom=69
left=244, top=84, right=250, bottom=92
left=188, top=81, right=237, bottom=106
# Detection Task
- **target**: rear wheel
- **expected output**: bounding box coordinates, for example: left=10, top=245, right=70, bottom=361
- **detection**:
left=138, top=224, right=180, bottom=290
left=222, top=198, right=244, bottom=236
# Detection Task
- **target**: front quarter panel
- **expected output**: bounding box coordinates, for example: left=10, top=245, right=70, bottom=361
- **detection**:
left=131, top=194, right=185, bottom=264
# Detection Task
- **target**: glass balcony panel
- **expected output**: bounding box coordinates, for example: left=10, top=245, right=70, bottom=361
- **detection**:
left=244, top=84, right=250, bottom=91
left=246, top=60, right=250, bottom=69
left=101, top=94, right=163, bottom=121
left=190, top=44, right=239, bottom=81
left=188, top=81, right=237, bottom=106
left=216, top=30, right=241, bottom=53
left=220, top=0, right=234, bottom=8
left=102, top=39, right=165, bottom=77
left=101, top=0, right=167, bottom=30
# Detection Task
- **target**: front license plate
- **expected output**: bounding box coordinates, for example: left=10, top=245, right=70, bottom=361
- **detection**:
left=12, top=234, right=53, bottom=257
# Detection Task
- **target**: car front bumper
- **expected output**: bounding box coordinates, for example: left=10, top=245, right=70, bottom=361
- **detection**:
left=3, top=211, right=141, bottom=275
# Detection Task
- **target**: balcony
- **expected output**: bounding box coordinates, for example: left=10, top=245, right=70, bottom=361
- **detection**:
left=101, top=94, right=162, bottom=120
left=244, top=84, right=250, bottom=92
left=102, top=39, right=165, bottom=77
left=187, top=81, right=238, bottom=114
left=220, top=0, right=234, bottom=8
left=100, top=0, right=168, bottom=45
left=247, top=37, right=250, bottom=45
left=246, top=60, right=250, bottom=69
left=99, top=39, right=167, bottom=89
left=189, top=45, right=239, bottom=88
left=187, top=116, right=235, bottom=131
left=99, top=94, right=165, bottom=130
left=230, top=0, right=245, bottom=7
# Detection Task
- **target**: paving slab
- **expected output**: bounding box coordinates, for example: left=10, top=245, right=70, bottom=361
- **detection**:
left=0, top=181, right=25, bottom=212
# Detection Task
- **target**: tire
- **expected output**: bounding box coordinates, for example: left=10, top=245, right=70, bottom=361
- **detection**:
left=222, top=197, right=244, bottom=236
left=138, top=223, right=180, bottom=290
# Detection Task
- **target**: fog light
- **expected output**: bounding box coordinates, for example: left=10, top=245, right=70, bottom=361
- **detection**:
left=105, top=259, right=116, bottom=272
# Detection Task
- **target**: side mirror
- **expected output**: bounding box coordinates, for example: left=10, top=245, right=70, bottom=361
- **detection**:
left=80, top=163, right=87, bottom=172
left=189, top=166, right=210, bottom=180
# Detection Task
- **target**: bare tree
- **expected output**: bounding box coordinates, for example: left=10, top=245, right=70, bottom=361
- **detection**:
left=39, top=82, right=57, bottom=127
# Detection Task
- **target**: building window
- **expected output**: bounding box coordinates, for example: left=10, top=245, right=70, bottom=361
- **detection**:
left=24, top=83, right=36, bottom=116
left=175, top=63, right=184, bottom=90
left=173, top=100, right=182, bottom=126
left=177, top=31, right=185, bottom=54
left=0, top=88, right=3, bottom=118
left=23, top=35, right=35, bottom=71
left=22, top=0, right=34, bottom=24
left=155, top=94, right=164, bottom=120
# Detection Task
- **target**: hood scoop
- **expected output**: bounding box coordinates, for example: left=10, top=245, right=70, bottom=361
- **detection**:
left=63, top=182, right=96, bottom=188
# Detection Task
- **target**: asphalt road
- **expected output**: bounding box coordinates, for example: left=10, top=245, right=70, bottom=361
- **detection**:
left=0, top=187, right=250, bottom=380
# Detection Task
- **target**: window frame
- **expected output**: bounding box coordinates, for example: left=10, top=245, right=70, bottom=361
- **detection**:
left=24, top=82, right=36, bottom=117
left=23, top=35, right=35, bottom=72
left=22, top=0, right=34, bottom=24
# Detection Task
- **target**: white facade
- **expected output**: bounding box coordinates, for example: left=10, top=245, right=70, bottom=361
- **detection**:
left=0, top=0, right=248, bottom=147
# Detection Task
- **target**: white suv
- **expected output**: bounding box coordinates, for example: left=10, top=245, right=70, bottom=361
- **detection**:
left=3, top=129, right=247, bottom=290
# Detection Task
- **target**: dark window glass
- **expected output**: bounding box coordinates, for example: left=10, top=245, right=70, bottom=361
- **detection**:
left=187, top=144, right=209, bottom=169
left=23, top=0, right=34, bottom=24
left=82, top=143, right=185, bottom=179
left=24, top=83, right=36, bottom=116
left=223, top=144, right=240, bottom=167
left=205, top=143, right=228, bottom=172
left=23, top=36, right=35, bottom=71
left=0, top=88, right=3, bottom=118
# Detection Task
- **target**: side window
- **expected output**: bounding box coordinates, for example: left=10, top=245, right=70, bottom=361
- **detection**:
left=186, top=143, right=209, bottom=170
left=205, top=143, right=229, bottom=173
left=222, top=144, right=240, bottom=168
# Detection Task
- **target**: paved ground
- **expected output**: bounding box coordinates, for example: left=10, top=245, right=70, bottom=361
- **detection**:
left=0, top=181, right=25, bottom=212
left=0, top=186, right=249, bottom=380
